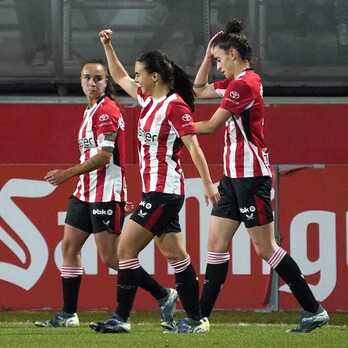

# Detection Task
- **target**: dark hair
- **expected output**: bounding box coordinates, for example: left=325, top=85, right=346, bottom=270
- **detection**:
left=136, top=51, right=195, bottom=111
left=213, top=19, right=252, bottom=61
left=81, top=59, right=118, bottom=101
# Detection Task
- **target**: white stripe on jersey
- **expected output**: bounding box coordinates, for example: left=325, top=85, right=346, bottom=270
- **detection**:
left=215, top=88, right=225, bottom=97
left=224, top=120, right=237, bottom=177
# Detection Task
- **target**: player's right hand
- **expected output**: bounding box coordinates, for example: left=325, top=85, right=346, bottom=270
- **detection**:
left=205, top=31, right=224, bottom=60
left=99, top=29, right=112, bottom=45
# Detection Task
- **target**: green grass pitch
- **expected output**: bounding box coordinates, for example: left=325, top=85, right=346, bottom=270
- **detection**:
left=1, top=311, right=347, bottom=348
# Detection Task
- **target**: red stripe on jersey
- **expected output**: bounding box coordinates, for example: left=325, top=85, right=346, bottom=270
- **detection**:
left=144, top=204, right=165, bottom=231
left=140, top=98, right=154, bottom=118
left=253, top=147, right=263, bottom=177
left=255, top=194, right=267, bottom=225
left=95, top=166, right=106, bottom=201
left=235, top=126, right=244, bottom=177
left=224, top=128, right=231, bottom=177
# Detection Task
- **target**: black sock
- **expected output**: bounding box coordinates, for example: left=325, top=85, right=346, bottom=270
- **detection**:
left=275, top=254, right=319, bottom=313
left=138, top=267, right=168, bottom=300
left=115, top=268, right=139, bottom=321
left=200, top=262, right=229, bottom=318
left=62, top=276, right=81, bottom=314
left=175, top=264, right=201, bottom=321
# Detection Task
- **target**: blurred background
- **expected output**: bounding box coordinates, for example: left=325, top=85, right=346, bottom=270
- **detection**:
left=1, top=0, right=348, bottom=96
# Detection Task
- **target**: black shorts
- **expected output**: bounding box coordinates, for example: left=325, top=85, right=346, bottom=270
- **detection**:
left=130, top=192, right=184, bottom=236
left=212, top=176, right=273, bottom=228
left=65, top=196, right=125, bottom=234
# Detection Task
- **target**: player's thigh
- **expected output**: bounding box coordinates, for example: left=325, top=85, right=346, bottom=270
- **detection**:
left=207, top=216, right=240, bottom=252
left=117, top=219, right=154, bottom=260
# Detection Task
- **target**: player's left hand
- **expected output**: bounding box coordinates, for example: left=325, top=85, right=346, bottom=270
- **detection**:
left=203, top=182, right=220, bottom=206
left=124, top=201, right=135, bottom=215
left=44, top=169, right=70, bottom=185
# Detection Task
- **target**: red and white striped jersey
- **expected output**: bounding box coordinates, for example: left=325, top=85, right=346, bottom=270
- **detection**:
left=136, top=88, right=196, bottom=195
left=73, top=96, right=127, bottom=202
left=212, top=69, right=271, bottom=178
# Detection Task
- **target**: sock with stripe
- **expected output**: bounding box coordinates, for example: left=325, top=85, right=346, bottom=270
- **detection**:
left=169, top=256, right=201, bottom=321
left=268, top=247, right=319, bottom=313
left=115, top=259, right=141, bottom=321
left=60, top=266, right=83, bottom=314
left=200, top=252, right=230, bottom=318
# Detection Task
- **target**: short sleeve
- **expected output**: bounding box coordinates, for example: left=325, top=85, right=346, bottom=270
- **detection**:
left=220, top=79, right=254, bottom=115
left=94, top=105, right=121, bottom=137
left=167, top=102, right=196, bottom=137
left=213, top=79, right=231, bottom=97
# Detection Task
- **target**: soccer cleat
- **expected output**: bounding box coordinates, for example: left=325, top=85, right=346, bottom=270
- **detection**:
left=174, top=317, right=209, bottom=333
left=159, top=288, right=178, bottom=331
left=34, top=312, right=79, bottom=328
left=89, top=314, right=130, bottom=333
left=289, top=305, right=330, bottom=333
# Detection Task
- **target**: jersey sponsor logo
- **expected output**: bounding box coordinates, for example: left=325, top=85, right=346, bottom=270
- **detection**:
left=99, top=114, right=110, bottom=122
left=79, top=137, right=96, bottom=150
left=181, top=113, right=192, bottom=122
left=240, top=205, right=256, bottom=214
left=137, top=128, right=158, bottom=143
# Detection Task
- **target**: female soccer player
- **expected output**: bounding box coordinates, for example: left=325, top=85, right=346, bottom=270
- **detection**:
left=90, top=29, right=220, bottom=334
left=35, top=60, right=177, bottom=328
left=193, top=19, right=329, bottom=333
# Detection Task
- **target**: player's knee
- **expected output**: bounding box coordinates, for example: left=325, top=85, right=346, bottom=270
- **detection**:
left=166, top=250, right=188, bottom=263
left=61, top=240, right=80, bottom=260
left=100, top=253, right=118, bottom=269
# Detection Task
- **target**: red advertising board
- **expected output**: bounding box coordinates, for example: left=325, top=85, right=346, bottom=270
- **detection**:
left=1, top=164, right=347, bottom=311
left=0, top=102, right=347, bottom=311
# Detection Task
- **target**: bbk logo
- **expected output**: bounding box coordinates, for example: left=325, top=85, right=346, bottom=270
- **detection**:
left=139, top=201, right=152, bottom=210
left=239, top=205, right=256, bottom=214
left=107, top=209, right=113, bottom=216
left=92, top=209, right=108, bottom=215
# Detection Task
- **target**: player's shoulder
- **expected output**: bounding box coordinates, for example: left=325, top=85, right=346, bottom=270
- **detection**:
left=97, top=96, right=122, bottom=117
left=166, top=93, right=191, bottom=113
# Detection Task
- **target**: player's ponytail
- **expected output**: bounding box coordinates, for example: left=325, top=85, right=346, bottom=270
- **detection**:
left=171, top=62, right=195, bottom=112
left=214, top=18, right=252, bottom=61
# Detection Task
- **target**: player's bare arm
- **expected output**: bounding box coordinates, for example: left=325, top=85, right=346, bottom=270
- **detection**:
left=99, top=29, right=137, bottom=99
left=181, top=134, right=220, bottom=206
left=194, top=107, right=232, bottom=135
left=44, top=132, right=116, bottom=185
left=193, top=31, right=224, bottom=98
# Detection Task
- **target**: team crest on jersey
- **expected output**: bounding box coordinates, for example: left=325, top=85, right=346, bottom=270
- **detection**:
left=181, top=114, right=192, bottom=122
left=99, top=114, right=110, bottom=122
